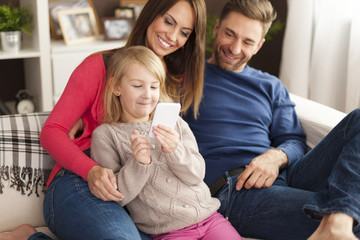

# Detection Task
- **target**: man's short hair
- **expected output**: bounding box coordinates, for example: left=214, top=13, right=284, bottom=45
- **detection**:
left=219, top=0, right=277, bottom=38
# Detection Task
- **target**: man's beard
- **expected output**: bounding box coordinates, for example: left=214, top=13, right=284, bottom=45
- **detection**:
left=214, top=46, right=247, bottom=72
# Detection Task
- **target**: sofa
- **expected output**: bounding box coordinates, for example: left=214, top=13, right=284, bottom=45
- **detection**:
left=0, top=93, right=347, bottom=239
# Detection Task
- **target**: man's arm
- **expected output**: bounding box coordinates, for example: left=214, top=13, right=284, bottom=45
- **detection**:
left=236, top=85, right=306, bottom=190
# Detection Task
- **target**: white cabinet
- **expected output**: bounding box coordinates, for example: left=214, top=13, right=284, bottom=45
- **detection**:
left=51, top=39, right=126, bottom=104
left=0, top=0, right=52, bottom=112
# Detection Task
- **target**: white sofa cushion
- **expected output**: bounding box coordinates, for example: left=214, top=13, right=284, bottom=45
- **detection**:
left=0, top=112, right=55, bottom=232
left=290, top=93, right=347, bottom=149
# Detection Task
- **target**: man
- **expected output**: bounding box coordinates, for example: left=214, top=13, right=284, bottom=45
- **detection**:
left=183, top=0, right=360, bottom=239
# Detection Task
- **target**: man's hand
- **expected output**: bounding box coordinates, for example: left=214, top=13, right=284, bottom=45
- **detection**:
left=68, top=117, right=84, bottom=140
left=87, top=166, right=124, bottom=201
left=236, top=148, right=288, bottom=190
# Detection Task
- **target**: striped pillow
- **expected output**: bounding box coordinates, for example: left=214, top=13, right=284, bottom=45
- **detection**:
left=0, top=112, right=55, bottom=196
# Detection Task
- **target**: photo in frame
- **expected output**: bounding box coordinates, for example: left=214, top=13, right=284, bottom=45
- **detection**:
left=48, top=0, right=101, bottom=40
left=58, top=8, right=99, bottom=45
left=119, top=0, right=148, bottom=20
left=114, top=6, right=135, bottom=21
left=102, top=17, right=134, bottom=41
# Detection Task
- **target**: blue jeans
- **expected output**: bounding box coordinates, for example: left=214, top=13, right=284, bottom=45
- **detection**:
left=29, top=169, right=151, bottom=240
left=216, top=108, right=360, bottom=240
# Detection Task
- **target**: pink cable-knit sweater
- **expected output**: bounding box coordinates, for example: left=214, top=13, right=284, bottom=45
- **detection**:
left=90, top=117, right=220, bottom=234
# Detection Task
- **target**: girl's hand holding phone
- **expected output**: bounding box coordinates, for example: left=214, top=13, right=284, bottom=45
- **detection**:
left=153, top=125, right=179, bottom=153
left=131, top=130, right=151, bottom=165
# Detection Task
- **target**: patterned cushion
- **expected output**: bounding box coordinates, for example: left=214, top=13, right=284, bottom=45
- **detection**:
left=0, top=112, right=55, bottom=196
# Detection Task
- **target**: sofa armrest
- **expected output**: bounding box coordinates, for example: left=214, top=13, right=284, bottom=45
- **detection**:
left=289, top=93, right=347, bottom=149
left=0, top=112, right=55, bottom=232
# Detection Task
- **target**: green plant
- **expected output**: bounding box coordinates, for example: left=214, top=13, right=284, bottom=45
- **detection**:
left=0, top=3, right=32, bottom=34
left=205, top=14, right=284, bottom=55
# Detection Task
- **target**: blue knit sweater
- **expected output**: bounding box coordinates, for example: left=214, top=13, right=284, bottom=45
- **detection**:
left=183, top=62, right=306, bottom=185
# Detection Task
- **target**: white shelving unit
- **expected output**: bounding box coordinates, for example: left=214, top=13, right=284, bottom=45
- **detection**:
left=51, top=38, right=126, bottom=104
left=1, top=0, right=127, bottom=111
left=0, top=0, right=53, bottom=112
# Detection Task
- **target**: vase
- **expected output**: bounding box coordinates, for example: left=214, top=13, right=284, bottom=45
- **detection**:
left=0, top=31, right=21, bottom=52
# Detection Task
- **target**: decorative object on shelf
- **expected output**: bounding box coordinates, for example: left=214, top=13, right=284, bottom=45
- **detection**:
left=114, top=6, right=135, bottom=22
left=0, top=3, right=32, bottom=52
left=0, top=99, right=11, bottom=115
left=58, top=7, right=99, bottom=45
left=102, top=17, right=134, bottom=41
left=48, top=0, right=101, bottom=40
left=15, top=89, right=36, bottom=114
left=119, top=0, right=147, bottom=20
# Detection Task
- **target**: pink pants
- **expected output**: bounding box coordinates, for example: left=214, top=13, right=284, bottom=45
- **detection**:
left=150, top=212, right=242, bottom=240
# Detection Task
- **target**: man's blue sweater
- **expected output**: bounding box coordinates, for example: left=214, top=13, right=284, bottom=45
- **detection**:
left=183, top=62, right=306, bottom=186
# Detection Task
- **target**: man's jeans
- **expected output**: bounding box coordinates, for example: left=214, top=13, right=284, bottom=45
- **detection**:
left=216, top=108, right=360, bottom=240
left=29, top=169, right=151, bottom=240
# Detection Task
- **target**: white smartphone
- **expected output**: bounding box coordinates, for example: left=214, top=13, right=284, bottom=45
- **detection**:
left=149, top=102, right=181, bottom=138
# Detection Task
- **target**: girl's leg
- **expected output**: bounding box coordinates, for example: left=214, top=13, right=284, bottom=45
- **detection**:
left=44, top=169, right=147, bottom=240
left=202, top=212, right=242, bottom=240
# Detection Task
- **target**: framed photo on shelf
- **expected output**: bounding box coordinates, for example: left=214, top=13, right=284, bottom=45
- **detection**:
left=119, top=0, right=148, bottom=20
left=114, top=6, right=135, bottom=21
left=58, top=8, right=99, bottom=45
left=120, top=0, right=147, bottom=5
left=102, top=17, right=134, bottom=41
left=48, top=0, right=101, bottom=40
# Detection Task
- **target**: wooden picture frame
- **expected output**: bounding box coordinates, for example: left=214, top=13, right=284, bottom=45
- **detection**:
left=102, top=17, right=134, bottom=41
left=48, top=0, right=101, bottom=40
left=120, top=0, right=148, bottom=6
left=119, top=0, right=148, bottom=20
left=58, top=8, right=99, bottom=45
left=114, top=7, right=135, bottom=21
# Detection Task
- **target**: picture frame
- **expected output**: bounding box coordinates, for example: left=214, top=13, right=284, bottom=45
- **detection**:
left=102, top=17, right=134, bottom=41
left=58, top=8, right=99, bottom=45
left=120, top=0, right=148, bottom=6
left=114, top=7, right=135, bottom=22
left=119, top=0, right=148, bottom=20
left=48, top=0, right=101, bottom=40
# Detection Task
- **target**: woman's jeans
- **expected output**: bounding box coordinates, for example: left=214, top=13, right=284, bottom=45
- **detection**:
left=29, top=169, right=150, bottom=240
left=216, top=108, right=360, bottom=240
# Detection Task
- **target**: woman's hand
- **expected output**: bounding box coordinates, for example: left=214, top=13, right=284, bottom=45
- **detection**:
left=153, top=125, right=179, bottom=153
left=131, top=130, right=151, bottom=165
left=87, top=166, right=124, bottom=201
left=68, top=117, right=84, bottom=140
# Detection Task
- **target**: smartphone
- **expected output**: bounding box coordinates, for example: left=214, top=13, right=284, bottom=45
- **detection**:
left=149, top=102, right=181, bottom=138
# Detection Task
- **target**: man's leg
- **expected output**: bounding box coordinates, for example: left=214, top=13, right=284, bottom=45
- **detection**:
left=285, top=108, right=360, bottom=237
left=216, top=174, right=319, bottom=240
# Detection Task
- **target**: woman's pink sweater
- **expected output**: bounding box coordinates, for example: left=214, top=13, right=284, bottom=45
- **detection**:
left=40, top=54, right=106, bottom=186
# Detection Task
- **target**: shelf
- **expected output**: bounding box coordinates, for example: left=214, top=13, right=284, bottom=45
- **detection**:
left=51, top=37, right=127, bottom=54
left=0, top=49, right=41, bottom=60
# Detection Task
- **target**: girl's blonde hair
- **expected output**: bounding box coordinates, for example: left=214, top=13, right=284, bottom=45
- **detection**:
left=102, top=46, right=172, bottom=124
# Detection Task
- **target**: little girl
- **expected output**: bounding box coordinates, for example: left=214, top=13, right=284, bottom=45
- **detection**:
left=91, top=46, right=242, bottom=240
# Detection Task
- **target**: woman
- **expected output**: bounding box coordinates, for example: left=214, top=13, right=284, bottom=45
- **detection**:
left=0, top=0, right=206, bottom=239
